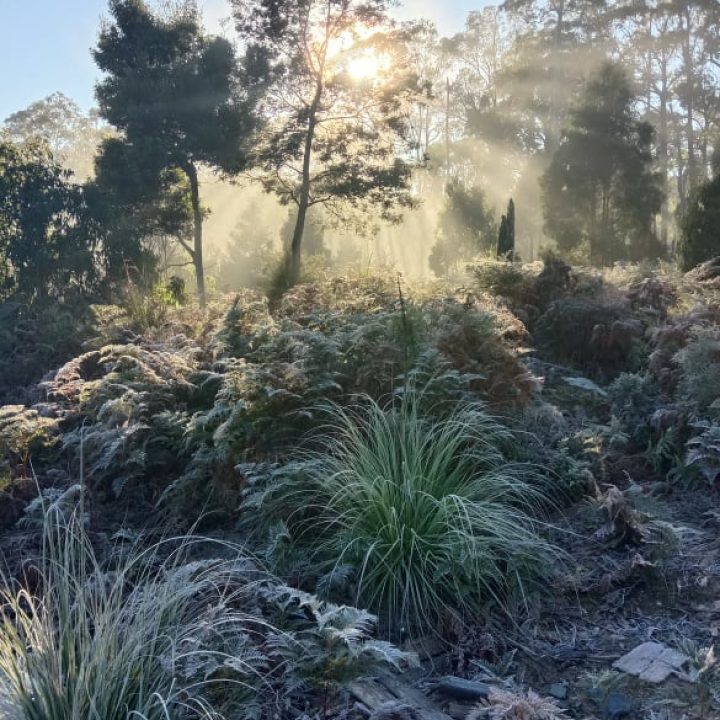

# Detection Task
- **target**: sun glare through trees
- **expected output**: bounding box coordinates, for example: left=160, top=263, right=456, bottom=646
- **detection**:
left=1, top=0, right=720, bottom=718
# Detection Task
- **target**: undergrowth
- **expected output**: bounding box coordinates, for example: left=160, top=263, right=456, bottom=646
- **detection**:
left=0, top=496, right=414, bottom=719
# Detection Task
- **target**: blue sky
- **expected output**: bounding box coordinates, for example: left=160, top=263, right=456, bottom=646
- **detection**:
left=0, top=0, right=484, bottom=120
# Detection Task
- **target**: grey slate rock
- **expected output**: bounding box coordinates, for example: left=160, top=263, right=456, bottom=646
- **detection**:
left=435, top=677, right=491, bottom=701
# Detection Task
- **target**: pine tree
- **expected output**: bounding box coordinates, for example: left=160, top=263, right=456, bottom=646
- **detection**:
left=541, top=62, right=664, bottom=265
left=497, top=199, right=516, bottom=259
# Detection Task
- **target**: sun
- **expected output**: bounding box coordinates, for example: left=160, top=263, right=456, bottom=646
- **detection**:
left=347, top=49, right=390, bottom=81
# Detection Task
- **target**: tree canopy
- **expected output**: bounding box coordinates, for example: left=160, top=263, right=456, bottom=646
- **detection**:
left=0, top=140, right=99, bottom=302
left=232, top=0, right=417, bottom=284
left=2, top=92, right=106, bottom=179
left=679, top=172, right=720, bottom=271
left=94, top=0, right=261, bottom=303
left=542, top=62, right=664, bottom=265
left=429, top=179, right=498, bottom=276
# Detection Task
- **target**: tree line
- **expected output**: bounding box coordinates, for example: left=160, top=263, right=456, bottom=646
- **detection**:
left=1, top=0, right=720, bottom=307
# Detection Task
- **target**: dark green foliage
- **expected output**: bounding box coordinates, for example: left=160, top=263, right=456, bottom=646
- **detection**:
left=430, top=179, right=498, bottom=276
left=0, top=140, right=99, bottom=301
left=497, top=198, right=516, bottom=259
left=535, top=299, right=641, bottom=377
left=608, top=372, right=664, bottom=449
left=542, top=63, right=664, bottom=266
left=166, top=276, right=187, bottom=306
left=533, top=251, right=572, bottom=309
left=0, top=300, right=97, bottom=404
left=94, top=0, right=261, bottom=302
left=86, top=139, right=189, bottom=283
left=679, top=175, right=720, bottom=272
left=686, top=422, right=720, bottom=484
left=676, top=327, right=720, bottom=418
left=95, top=1, right=256, bottom=174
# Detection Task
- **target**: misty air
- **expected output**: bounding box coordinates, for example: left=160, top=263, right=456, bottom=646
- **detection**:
left=0, top=0, right=719, bottom=718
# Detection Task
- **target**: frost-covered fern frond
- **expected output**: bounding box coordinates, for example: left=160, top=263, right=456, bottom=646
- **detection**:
left=676, top=326, right=720, bottom=417
left=0, top=405, right=58, bottom=468
left=686, top=422, right=720, bottom=484
left=256, top=585, right=417, bottom=690
left=467, top=687, right=568, bottom=720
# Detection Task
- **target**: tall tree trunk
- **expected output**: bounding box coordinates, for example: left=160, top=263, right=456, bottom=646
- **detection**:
left=289, top=80, right=323, bottom=285
left=445, top=77, right=451, bottom=171
left=682, top=7, right=699, bottom=191
left=589, top=184, right=598, bottom=266
left=545, top=0, right=566, bottom=153
left=601, top=185, right=611, bottom=266
left=184, top=160, right=206, bottom=307
left=676, top=126, right=687, bottom=220
left=659, top=57, right=670, bottom=249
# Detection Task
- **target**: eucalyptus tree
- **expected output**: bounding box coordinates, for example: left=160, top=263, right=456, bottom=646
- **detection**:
left=679, top=168, right=720, bottom=270
left=232, top=0, right=417, bottom=285
left=401, top=19, right=453, bottom=167
left=501, top=0, right=613, bottom=152
left=94, top=0, right=261, bottom=304
left=2, top=93, right=107, bottom=179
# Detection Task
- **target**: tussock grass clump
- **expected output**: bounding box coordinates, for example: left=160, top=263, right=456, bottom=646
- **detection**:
left=0, top=506, right=265, bottom=720
left=253, top=390, right=562, bottom=636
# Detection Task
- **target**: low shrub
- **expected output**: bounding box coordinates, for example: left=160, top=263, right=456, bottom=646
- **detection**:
left=0, top=405, right=58, bottom=477
left=242, top=389, right=561, bottom=637
left=685, top=421, right=720, bottom=485
left=47, top=344, right=199, bottom=500
left=19, top=279, right=541, bottom=516
left=679, top=174, right=720, bottom=272
left=534, top=299, right=641, bottom=378
left=676, top=326, right=720, bottom=418
left=0, top=300, right=96, bottom=404
left=607, top=372, right=664, bottom=449
left=626, top=276, right=678, bottom=321
left=0, top=502, right=414, bottom=720
left=431, top=303, right=537, bottom=407
left=472, top=260, right=536, bottom=307
left=649, top=306, right=720, bottom=388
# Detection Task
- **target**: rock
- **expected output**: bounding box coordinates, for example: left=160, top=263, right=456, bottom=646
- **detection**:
left=548, top=683, right=568, bottom=701
left=562, top=376, right=608, bottom=396
left=606, top=692, right=633, bottom=720
left=613, top=641, right=689, bottom=683
left=587, top=689, right=633, bottom=720
left=435, top=677, right=491, bottom=702
left=369, top=702, right=421, bottom=720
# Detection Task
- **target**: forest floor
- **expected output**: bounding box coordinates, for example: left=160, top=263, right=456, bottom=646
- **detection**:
left=353, top=368, right=720, bottom=720
left=2, top=263, right=720, bottom=719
